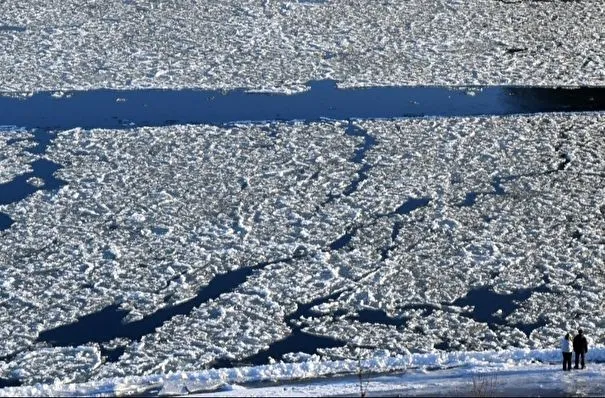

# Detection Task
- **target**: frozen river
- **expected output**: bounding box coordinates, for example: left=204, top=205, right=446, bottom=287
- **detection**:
left=1, top=87, right=604, bottom=386
left=1, top=0, right=605, bottom=390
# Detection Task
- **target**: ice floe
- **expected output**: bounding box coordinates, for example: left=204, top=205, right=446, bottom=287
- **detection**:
left=0, top=1, right=604, bottom=93
left=0, top=128, right=37, bottom=184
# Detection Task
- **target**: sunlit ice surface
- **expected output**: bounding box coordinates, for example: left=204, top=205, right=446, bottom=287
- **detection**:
left=0, top=1, right=604, bottom=94
left=0, top=113, right=603, bottom=385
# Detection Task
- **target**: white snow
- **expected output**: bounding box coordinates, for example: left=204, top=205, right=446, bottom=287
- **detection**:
left=3, top=347, right=605, bottom=396
left=1, top=346, right=102, bottom=386
left=0, top=1, right=604, bottom=93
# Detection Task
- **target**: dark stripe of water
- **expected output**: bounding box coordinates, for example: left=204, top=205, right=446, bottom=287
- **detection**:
left=0, top=377, right=22, bottom=388
left=393, top=197, right=432, bottom=216
left=329, top=230, right=356, bottom=251
left=2, top=81, right=605, bottom=131
left=216, top=329, right=344, bottom=368
left=349, top=309, right=408, bottom=327
left=0, top=25, right=26, bottom=32
left=345, top=123, right=377, bottom=165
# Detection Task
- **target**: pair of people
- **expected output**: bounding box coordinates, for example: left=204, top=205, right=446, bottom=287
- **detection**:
left=561, top=329, right=588, bottom=371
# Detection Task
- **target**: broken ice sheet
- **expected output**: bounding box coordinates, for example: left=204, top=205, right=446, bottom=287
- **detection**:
left=93, top=290, right=291, bottom=380
left=2, top=346, right=101, bottom=385
left=0, top=121, right=360, bottom=366
left=1, top=1, right=605, bottom=93
left=0, top=114, right=603, bottom=384
left=0, top=129, right=37, bottom=184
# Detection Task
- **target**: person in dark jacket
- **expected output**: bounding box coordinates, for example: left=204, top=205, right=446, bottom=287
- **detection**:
left=573, top=329, right=588, bottom=369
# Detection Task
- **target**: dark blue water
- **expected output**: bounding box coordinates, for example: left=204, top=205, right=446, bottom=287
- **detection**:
left=342, top=164, right=371, bottom=197
left=491, top=176, right=508, bottom=196
left=0, top=159, right=67, bottom=231
left=323, top=123, right=377, bottom=205
left=100, top=345, right=127, bottom=363
left=0, top=377, right=22, bottom=388
left=379, top=220, right=406, bottom=260
left=287, top=290, right=346, bottom=321
left=0, top=212, right=13, bottom=231
left=0, top=130, right=60, bottom=229
left=375, top=197, right=433, bottom=259
left=0, top=159, right=66, bottom=205
left=450, top=285, right=550, bottom=336
left=0, top=25, right=26, bottom=32
left=248, top=290, right=348, bottom=364
left=2, top=81, right=605, bottom=130
left=459, top=178, right=506, bottom=207
left=28, top=130, right=57, bottom=155
left=401, top=303, right=439, bottom=317
left=345, top=123, right=377, bottom=165
left=333, top=197, right=432, bottom=258
left=460, top=168, right=565, bottom=208
left=339, top=123, right=378, bottom=199
left=460, top=192, right=479, bottom=207
left=329, top=229, right=356, bottom=250
left=393, top=197, right=432, bottom=216
left=218, top=329, right=344, bottom=368
left=390, top=221, right=404, bottom=242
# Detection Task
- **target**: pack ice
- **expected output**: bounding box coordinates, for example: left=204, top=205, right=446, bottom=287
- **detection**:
left=0, top=1, right=604, bottom=93
left=0, top=114, right=604, bottom=385
left=0, top=129, right=37, bottom=184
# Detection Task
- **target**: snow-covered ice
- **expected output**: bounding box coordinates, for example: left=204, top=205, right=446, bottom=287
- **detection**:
left=0, top=113, right=603, bottom=387
left=0, top=128, right=37, bottom=184
left=1, top=347, right=102, bottom=386
left=3, top=347, right=605, bottom=396
left=1, top=1, right=604, bottom=93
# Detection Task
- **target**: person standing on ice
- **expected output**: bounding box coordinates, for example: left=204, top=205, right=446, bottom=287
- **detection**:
left=561, top=333, right=573, bottom=371
left=573, top=329, right=589, bottom=369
